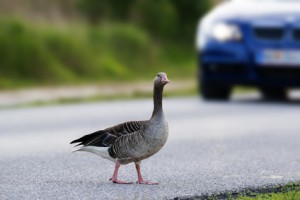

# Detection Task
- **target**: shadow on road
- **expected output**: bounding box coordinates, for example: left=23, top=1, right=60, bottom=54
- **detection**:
left=233, top=98, right=300, bottom=105
left=202, top=91, right=300, bottom=106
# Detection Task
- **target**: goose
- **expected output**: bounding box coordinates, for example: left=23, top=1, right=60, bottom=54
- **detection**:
left=70, top=72, right=169, bottom=184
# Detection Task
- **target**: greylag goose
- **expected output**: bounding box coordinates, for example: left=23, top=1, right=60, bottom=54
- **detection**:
left=70, top=72, right=169, bottom=184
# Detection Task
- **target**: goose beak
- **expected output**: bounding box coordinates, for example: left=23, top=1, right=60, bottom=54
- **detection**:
left=161, top=76, right=170, bottom=84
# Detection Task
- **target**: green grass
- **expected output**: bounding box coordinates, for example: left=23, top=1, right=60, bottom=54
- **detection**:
left=210, top=183, right=300, bottom=200
left=0, top=17, right=196, bottom=90
left=173, top=183, right=300, bottom=200
left=237, top=186, right=300, bottom=200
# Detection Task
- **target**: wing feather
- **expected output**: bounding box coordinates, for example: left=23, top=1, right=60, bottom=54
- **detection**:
left=70, top=120, right=147, bottom=148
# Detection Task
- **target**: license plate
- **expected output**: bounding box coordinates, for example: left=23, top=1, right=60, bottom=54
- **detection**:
left=256, top=49, right=300, bottom=66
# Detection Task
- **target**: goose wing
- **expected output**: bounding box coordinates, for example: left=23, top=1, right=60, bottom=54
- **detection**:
left=70, top=120, right=147, bottom=147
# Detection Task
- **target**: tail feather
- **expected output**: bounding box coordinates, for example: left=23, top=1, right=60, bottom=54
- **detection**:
left=74, top=143, right=83, bottom=147
left=72, top=146, right=116, bottom=162
left=72, top=148, right=83, bottom=153
left=70, top=130, right=105, bottom=145
left=70, top=129, right=117, bottom=148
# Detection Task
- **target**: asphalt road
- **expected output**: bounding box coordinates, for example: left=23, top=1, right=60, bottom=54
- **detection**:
left=1, top=96, right=300, bottom=199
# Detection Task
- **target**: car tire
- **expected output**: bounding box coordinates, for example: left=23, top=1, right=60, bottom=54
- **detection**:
left=200, top=80, right=231, bottom=100
left=260, top=87, right=287, bottom=101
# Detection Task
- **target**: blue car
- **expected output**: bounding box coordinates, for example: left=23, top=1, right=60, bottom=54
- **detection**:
left=196, top=0, right=300, bottom=100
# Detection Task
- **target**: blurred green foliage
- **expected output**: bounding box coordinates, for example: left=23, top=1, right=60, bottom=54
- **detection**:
left=0, top=0, right=212, bottom=89
left=78, top=0, right=212, bottom=42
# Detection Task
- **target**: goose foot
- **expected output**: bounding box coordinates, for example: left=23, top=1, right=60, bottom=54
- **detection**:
left=109, top=161, right=132, bottom=184
left=135, top=162, right=158, bottom=185
left=110, top=178, right=133, bottom=184
left=136, top=180, right=158, bottom=185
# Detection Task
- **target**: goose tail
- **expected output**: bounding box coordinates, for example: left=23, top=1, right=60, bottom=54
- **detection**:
left=72, top=146, right=116, bottom=162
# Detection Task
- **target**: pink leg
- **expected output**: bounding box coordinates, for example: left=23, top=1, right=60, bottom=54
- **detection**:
left=109, top=161, right=132, bottom=184
left=135, top=162, right=158, bottom=185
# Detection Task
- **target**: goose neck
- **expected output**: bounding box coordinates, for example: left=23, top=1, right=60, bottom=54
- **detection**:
left=151, top=85, right=164, bottom=118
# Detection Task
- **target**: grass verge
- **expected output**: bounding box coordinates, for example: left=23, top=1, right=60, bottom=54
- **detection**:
left=174, top=182, right=300, bottom=200
left=236, top=184, right=300, bottom=200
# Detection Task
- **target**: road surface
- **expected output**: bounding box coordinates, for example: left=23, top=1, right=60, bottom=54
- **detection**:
left=1, top=96, right=300, bottom=199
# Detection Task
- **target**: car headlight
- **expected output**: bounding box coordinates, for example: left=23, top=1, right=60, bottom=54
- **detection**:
left=212, top=23, right=242, bottom=42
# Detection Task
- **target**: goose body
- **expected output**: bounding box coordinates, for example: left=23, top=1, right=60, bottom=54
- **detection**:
left=70, top=72, right=169, bottom=184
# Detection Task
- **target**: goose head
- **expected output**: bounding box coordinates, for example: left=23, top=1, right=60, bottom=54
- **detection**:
left=154, top=72, right=170, bottom=87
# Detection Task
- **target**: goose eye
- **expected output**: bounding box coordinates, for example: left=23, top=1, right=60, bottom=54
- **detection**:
left=157, top=74, right=160, bottom=77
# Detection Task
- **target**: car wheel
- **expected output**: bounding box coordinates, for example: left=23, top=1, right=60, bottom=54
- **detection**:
left=260, top=87, right=287, bottom=101
left=200, top=80, right=231, bottom=100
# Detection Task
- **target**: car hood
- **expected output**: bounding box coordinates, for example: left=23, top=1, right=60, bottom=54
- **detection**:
left=207, top=1, right=300, bottom=23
